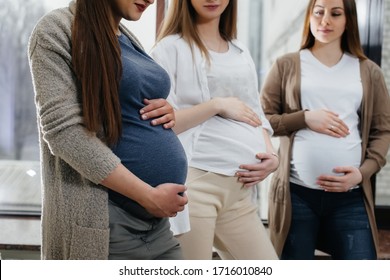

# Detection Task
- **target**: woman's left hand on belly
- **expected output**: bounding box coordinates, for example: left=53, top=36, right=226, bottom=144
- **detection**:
left=142, top=183, right=188, bottom=217
left=316, top=166, right=363, bottom=192
left=235, top=152, right=279, bottom=187
left=304, top=109, right=350, bottom=138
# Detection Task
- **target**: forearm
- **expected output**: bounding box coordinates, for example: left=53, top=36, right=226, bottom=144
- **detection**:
left=100, top=164, right=188, bottom=218
left=266, top=111, right=307, bottom=136
left=173, top=99, right=219, bottom=134
left=100, top=163, right=153, bottom=206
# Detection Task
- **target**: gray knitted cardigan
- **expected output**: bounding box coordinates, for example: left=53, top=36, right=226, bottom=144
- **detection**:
left=28, top=1, right=143, bottom=259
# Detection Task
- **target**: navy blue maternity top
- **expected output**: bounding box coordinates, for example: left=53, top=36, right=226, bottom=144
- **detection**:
left=109, top=34, right=187, bottom=220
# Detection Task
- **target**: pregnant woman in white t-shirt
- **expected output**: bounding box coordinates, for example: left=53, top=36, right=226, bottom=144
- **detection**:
left=261, top=0, right=390, bottom=260
left=151, top=0, right=279, bottom=260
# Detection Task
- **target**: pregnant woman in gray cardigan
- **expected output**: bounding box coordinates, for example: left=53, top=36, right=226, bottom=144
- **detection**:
left=28, top=0, right=188, bottom=260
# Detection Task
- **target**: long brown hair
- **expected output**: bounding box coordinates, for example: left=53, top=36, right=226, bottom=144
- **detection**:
left=157, top=0, right=237, bottom=61
left=300, top=0, right=367, bottom=60
left=72, top=0, right=122, bottom=146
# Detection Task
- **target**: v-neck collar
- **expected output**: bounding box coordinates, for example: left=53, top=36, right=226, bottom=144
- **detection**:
left=303, top=49, right=346, bottom=72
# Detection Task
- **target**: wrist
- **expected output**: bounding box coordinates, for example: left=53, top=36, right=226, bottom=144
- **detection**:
left=271, top=152, right=279, bottom=170
left=210, top=97, right=222, bottom=115
left=303, top=109, right=310, bottom=126
left=136, top=184, right=155, bottom=208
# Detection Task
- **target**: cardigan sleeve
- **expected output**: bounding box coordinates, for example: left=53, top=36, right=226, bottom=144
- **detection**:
left=359, top=62, right=390, bottom=180
left=28, top=12, right=120, bottom=185
left=260, top=55, right=307, bottom=136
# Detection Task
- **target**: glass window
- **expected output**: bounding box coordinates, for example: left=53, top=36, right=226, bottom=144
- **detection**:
left=0, top=0, right=46, bottom=215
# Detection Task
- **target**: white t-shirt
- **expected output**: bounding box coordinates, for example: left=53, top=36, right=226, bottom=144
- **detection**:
left=190, top=43, right=267, bottom=176
left=151, top=36, right=272, bottom=235
left=290, top=49, right=362, bottom=189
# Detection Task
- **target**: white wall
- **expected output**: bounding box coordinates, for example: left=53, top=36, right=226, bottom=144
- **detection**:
left=260, top=0, right=307, bottom=76
left=237, top=0, right=250, bottom=44
left=121, top=4, right=157, bottom=52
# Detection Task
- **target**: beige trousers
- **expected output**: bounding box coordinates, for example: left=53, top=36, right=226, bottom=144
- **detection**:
left=177, top=167, right=278, bottom=260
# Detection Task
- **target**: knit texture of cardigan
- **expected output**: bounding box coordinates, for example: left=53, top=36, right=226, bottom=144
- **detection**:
left=28, top=1, right=142, bottom=259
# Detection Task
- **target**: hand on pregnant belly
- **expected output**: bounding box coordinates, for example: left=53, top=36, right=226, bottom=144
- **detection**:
left=142, top=183, right=188, bottom=217
left=215, top=97, right=262, bottom=127
left=235, top=152, right=279, bottom=187
left=316, top=166, right=362, bottom=192
left=304, top=109, right=350, bottom=138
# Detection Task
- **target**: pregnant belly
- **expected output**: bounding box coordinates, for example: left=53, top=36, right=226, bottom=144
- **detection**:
left=109, top=129, right=187, bottom=219
left=292, top=143, right=361, bottom=188
left=115, top=129, right=187, bottom=186
left=191, top=117, right=266, bottom=174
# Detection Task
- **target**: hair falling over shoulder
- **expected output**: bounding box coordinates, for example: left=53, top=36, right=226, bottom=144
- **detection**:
left=72, top=0, right=122, bottom=146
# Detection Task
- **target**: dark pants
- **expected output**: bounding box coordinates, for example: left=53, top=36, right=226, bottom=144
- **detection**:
left=281, top=182, right=376, bottom=260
